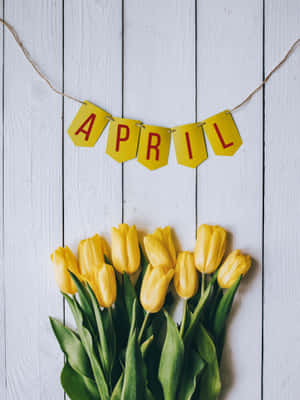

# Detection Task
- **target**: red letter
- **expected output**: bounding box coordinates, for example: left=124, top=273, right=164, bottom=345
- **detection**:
left=116, top=124, right=130, bottom=152
left=74, top=113, right=96, bottom=141
left=185, top=132, right=193, bottom=159
left=213, top=123, right=233, bottom=148
left=146, top=133, right=161, bottom=161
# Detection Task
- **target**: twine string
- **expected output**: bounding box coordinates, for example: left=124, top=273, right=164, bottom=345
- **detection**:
left=0, top=17, right=299, bottom=113
left=231, top=38, right=300, bottom=112
left=0, top=18, right=83, bottom=104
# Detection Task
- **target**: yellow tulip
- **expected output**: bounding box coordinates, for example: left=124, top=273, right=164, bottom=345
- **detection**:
left=194, top=224, right=226, bottom=274
left=111, top=224, right=140, bottom=274
left=140, top=265, right=174, bottom=313
left=78, top=234, right=110, bottom=279
left=89, top=263, right=117, bottom=308
left=174, top=252, right=199, bottom=299
left=217, top=250, right=251, bottom=288
left=144, top=226, right=176, bottom=270
left=50, top=246, right=79, bottom=294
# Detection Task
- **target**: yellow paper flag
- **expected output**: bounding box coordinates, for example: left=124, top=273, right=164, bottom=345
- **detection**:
left=106, top=118, right=141, bottom=162
left=137, top=125, right=171, bottom=170
left=67, top=101, right=111, bottom=147
left=203, top=110, right=242, bottom=156
left=173, top=123, right=207, bottom=168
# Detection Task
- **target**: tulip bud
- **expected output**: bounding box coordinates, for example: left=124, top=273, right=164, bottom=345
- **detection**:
left=111, top=224, right=140, bottom=274
left=217, top=249, right=251, bottom=288
left=144, top=226, right=176, bottom=270
left=194, top=224, right=226, bottom=274
left=89, top=263, right=117, bottom=308
left=140, top=265, right=174, bottom=313
left=78, top=234, right=110, bottom=279
left=174, top=252, right=199, bottom=299
left=50, top=246, right=79, bottom=294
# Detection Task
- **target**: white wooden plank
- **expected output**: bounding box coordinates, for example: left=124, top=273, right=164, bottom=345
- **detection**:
left=4, top=0, right=63, bottom=398
left=196, top=1, right=263, bottom=399
left=123, top=0, right=196, bottom=321
left=64, top=0, right=122, bottom=322
left=0, top=2, right=4, bottom=397
left=264, top=1, right=300, bottom=399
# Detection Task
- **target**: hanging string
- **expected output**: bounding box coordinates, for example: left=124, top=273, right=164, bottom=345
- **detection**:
left=231, top=37, right=300, bottom=112
left=0, top=18, right=83, bottom=105
left=0, top=18, right=299, bottom=113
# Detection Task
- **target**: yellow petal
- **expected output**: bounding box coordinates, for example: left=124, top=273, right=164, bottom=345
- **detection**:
left=174, top=252, right=199, bottom=299
left=140, top=265, right=174, bottom=313
left=194, top=224, right=212, bottom=272
left=217, top=250, right=251, bottom=288
left=163, top=226, right=176, bottom=267
left=205, top=227, right=226, bottom=273
left=94, top=264, right=117, bottom=307
left=111, top=227, right=127, bottom=273
left=78, top=234, right=105, bottom=278
left=51, top=246, right=78, bottom=294
left=126, top=225, right=140, bottom=274
left=144, top=235, right=172, bottom=269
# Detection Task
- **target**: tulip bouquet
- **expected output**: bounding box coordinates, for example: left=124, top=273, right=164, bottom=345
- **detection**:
left=50, top=224, right=251, bottom=400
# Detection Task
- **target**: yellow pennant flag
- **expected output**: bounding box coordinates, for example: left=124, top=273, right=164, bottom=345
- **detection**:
left=137, top=125, right=171, bottom=170
left=172, top=123, right=207, bottom=168
left=203, top=110, right=242, bottom=156
left=67, top=101, right=111, bottom=147
left=106, top=118, right=141, bottom=162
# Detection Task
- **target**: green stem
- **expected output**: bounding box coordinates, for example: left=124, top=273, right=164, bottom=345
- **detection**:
left=180, top=300, right=188, bottom=337
left=201, top=272, right=206, bottom=297
left=138, top=312, right=150, bottom=343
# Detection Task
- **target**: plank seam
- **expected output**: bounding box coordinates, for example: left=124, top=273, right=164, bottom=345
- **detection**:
left=261, top=0, right=266, bottom=399
left=2, top=0, right=6, bottom=398
left=121, top=0, right=124, bottom=223
left=62, top=1, right=66, bottom=399
left=194, top=0, right=198, bottom=235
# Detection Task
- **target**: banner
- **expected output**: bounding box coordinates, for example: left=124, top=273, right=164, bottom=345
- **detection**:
left=68, top=103, right=242, bottom=170
left=2, top=18, right=299, bottom=171
left=172, top=123, right=207, bottom=168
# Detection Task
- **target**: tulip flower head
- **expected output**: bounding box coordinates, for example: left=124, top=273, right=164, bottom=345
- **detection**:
left=51, top=246, right=80, bottom=294
left=174, top=251, right=199, bottom=299
left=140, top=265, right=174, bottom=313
left=194, top=224, right=226, bottom=274
left=78, top=234, right=110, bottom=279
left=89, top=263, right=117, bottom=308
left=144, top=226, right=176, bottom=270
left=217, top=249, right=251, bottom=289
left=111, top=223, right=140, bottom=274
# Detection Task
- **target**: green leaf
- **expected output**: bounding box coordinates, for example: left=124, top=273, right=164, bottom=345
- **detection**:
left=135, top=245, right=149, bottom=294
left=158, top=310, right=184, bottom=400
left=183, top=275, right=216, bottom=345
left=213, top=276, right=241, bottom=359
left=103, top=307, right=116, bottom=373
left=86, top=282, right=110, bottom=376
left=63, top=294, right=110, bottom=400
left=194, top=324, right=221, bottom=400
left=50, top=317, right=92, bottom=379
left=180, top=300, right=192, bottom=337
left=113, top=275, right=130, bottom=351
left=123, top=272, right=138, bottom=323
left=177, top=349, right=205, bottom=400
left=111, top=373, right=124, bottom=400
left=69, top=271, right=95, bottom=327
left=61, top=362, right=99, bottom=400
left=141, top=334, right=154, bottom=358
left=146, top=387, right=155, bottom=400
left=121, top=300, right=147, bottom=400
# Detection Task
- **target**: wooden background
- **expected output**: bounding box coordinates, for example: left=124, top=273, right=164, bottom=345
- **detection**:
left=0, top=0, right=299, bottom=399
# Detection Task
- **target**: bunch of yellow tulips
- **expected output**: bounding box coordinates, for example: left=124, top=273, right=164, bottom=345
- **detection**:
left=51, top=223, right=251, bottom=313
left=50, top=223, right=252, bottom=400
